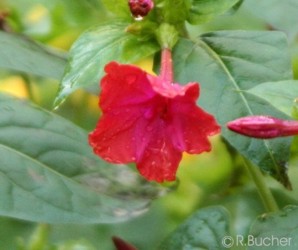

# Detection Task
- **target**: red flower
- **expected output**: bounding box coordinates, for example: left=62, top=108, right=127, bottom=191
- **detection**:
left=89, top=50, right=220, bottom=182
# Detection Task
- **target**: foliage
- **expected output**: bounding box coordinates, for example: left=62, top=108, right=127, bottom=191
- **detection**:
left=0, top=0, right=298, bottom=249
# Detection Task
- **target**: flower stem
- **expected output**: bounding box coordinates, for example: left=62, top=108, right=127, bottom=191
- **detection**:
left=28, top=223, right=50, bottom=250
left=160, top=48, right=173, bottom=84
left=243, top=157, right=279, bottom=213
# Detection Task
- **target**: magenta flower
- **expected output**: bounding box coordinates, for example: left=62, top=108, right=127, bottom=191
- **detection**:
left=128, top=0, right=154, bottom=19
left=227, top=115, right=298, bottom=139
left=89, top=49, right=220, bottom=182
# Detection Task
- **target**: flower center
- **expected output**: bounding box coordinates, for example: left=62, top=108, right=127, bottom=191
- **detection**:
left=157, top=104, right=168, bottom=120
left=144, top=100, right=170, bottom=121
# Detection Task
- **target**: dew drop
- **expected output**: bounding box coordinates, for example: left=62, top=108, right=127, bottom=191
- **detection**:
left=146, top=126, right=153, bottom=132
left=126, top=75, right=137, bottom=85
left=144, top=109, right=154, bottom=119
left=134, top=15, right=143, bottom=21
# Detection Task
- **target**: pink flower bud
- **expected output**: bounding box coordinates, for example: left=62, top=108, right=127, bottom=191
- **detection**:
left=128, top=0, right=154, bottom=19
left=227, top=115, right=298, bottom=139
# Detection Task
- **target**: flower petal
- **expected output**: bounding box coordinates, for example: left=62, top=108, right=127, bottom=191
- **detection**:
left=147, top=74, right=199, bottom=98
left=100, top=62, right=155, bottom=112
left=89, top=62, right=158, bottom=164
left=89, top=109, right=139, bottom=163
left=168, top=85, right=221, bottom=153
left=135, top=121, right=182, bottom=182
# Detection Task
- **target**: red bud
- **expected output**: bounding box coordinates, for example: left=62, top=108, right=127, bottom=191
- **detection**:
left=112, top=236, right=138, bottom=250
left=227, top=115, right=298, bottom=139
left=128, top=0, right=154, bottom=19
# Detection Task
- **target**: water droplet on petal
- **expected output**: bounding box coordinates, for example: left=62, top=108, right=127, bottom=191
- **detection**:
left=144, top=108, right=154, bottom=119
left=151, top=161, right=156, bottom=166
left=126, top=75, right=137, bottom=85
left=134, top=15, right=143, bottom=21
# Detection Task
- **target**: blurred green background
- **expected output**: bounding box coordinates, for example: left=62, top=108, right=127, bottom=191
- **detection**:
left=1, top=0, right=298, bottom=249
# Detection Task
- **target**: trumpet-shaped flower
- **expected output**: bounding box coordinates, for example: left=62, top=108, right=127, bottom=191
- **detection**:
left=89, top=50, right=220, bottom=182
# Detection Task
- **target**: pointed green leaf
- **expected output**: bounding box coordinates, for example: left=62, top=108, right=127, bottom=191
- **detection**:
left=249, top=205, right=298, bottom=249
left=159, top=206, right=230, bottom=249
left=0, top=31, right=66, bottom=79
left=188, top=0, right=240, bottom=24
left=0, top=93, right=163, bottom=223
left=248, top=80, right=298, bottom=117
left=173, top=31, right=293, bottom=188
left=55, top=21, right=159, bottom=106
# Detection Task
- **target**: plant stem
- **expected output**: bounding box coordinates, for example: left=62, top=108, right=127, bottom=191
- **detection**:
left=160, top=48, right=173, bottom=84
left=21, top=74, right=35, bottom=101
left=243, top=157, right=279, bottom=213
left=28, top=223, right=50, bottom=250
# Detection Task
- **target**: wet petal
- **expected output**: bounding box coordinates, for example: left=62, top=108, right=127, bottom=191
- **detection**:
left=136, top=125, right=182, bottom=182
left=148, top=74, right=199, bottom=99
left=168, top=87, right=221, bottom=154
left=89, top=109, right=140, bottom=164
left=100, top=62, right=155, bottom=112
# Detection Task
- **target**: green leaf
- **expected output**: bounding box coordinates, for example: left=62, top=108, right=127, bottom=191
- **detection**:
left=247, top=80, right=298, bottom=117
left=161, top=0, right=190, bottom=25
left=158, top=206, right=230, bottom=249
left=173, top=31, right=293, bottom=188
left=101, top=0, right=131, bottom=18
left=231, top=0, right=244, bottom=12
left=249, top=205, right=298, bottom=249
left=55, top=21, right=159, bottom=106
left=0, top=93, right=163, bottom=223
left=0, top=31, right=66, bottom=79
left=188, top=0, right=240, bottom=24
left=244, top=0, right=298, bottom=41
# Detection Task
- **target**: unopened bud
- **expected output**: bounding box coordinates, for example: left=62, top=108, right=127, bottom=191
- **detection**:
left=112, top=236, right=138, bottom=250
left=227, top=115, right=298, bottom=139
left=128, top=0, right=154, bottom=20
